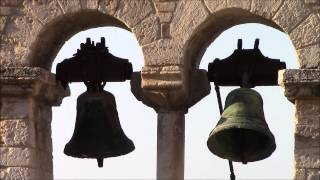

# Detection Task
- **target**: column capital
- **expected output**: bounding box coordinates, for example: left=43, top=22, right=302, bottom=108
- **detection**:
left=278, top=69, right=320, bottom=103
left=131, top=66, right=210, bottom=112
left=0, top=67, right=69, bottom=106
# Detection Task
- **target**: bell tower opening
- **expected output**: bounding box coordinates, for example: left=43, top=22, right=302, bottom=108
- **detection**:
left=51, top=27, right=156, bottom=179
left=185, top=23, right=297, bottom=179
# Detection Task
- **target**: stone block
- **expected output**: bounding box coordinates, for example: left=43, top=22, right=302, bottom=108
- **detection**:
left=204, top=0, right=227, bottom=13
left=295, top=135, right=320, bottom=149
left=251, top=0, right=284, bottom=19
left=23, top=0, right=63, bottom=25
left=56, top=0, right=81, bottom=13
left=296, top=100, right=320, bottom=122
left=142, top=39, right=182, bottom=66
left=133, top=14, right=161, bottom=45
left=295, top=168, right=306, bottom=180
left=273, top=0, right=311, bottom=32
left=170, top=0, right=209, bottom=44
left=295, top=148, right=320, bottom=169
left=114, top=0, right=153, bottom=28
left=297, top=43, right=320, bottom=69
left=0, top=7, right=19, bottom=16
left=227, top=0, right=251, bottom=10
left=290, top=14, right=320, bottom=49
left=0, top=0, right=22, bottom=6
left=154, top=2, right=176, bottom=12
left=0, top=120, right=36, bottom=147
left=0, top=167, right=37, bottom=180
left=161, top=23, right=171, bottom=38
left=0, top=147, right=36, bottom=167
left=0, top=16, right=8, bottom=32
left=306, top=169, right=320, bottom=180
left=98, top=0, right=119, bottom=16
left=80, top=0, right=99, bottom=9
left=0, top=97, right=30, bottom=119
left=158, top=12, right=173, bottom=23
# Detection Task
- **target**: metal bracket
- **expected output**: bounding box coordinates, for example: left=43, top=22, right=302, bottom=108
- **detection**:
left=56, top=37, right=133, bottom=89
left=207, top=39, right=286, bottom=88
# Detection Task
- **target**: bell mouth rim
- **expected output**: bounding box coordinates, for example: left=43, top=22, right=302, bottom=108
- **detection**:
left=207, top=122, right=276, bottom=163
left=64, top=140, right=135, bottom=159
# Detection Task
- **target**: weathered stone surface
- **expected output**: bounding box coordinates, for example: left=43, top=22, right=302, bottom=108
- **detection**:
left=227, top=0, right=251, bottom=10
left=114, top=0, right=153, bottom=28
left=279, top=69, right=320, bottom=102
left=295, top=168, right=306, bottom=180
left=80, top=0, right=99, bottom=10
left=279, top=69, right=320, bottom=85
left=306, top=169, right=320, bottom=180
left=0, top=147, right=36, bottom=167
left=290, top=14, right=320, bottom=49
left=154, top=1, right=176, bottom=12
left=295, top=148, right=320, bottom=169
left=161, top=23, right=170, bottom=38
left=170, top=0, right=209, bottom=44
left=297, top=44, right=320, bottom=69
left=0, top=97, right=30, bottom=119
left=0, top=7, right=19, bottom=16
left=296, top=136, right=320, bottom=150
left=273, top=0, right=311, bottom=32
left=251, top=0, right=284, bottom=19
left=142, top=39, right=182, bottom=66
left=0, top=167, right=37, bottom=180
left=0, top=67, right=70, bottom=106
left=98, top=0, right=119, bottom=16
left=296, top=100, right=320, bottom=121
left=295, top=123, right=320, bottom=138
left=0, top=120, right=36, bottom=147
left=23, top=0, right=63, bottom=25
left=133, top=14, right=161, bottom=45
left=0, top=0, right=23, bottom=6
left=0, top=16, right=8, bottom=33
left=204, top=0, right=227, bottom=13
left=56, top=0, right=81, bottom=13
left=158, top=12, right=173, bottom=23
left=2, top=14, right=42, bottom=63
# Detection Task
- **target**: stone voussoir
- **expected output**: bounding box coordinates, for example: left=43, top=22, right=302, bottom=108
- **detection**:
left=170, top=0, right=209, bottom=44
left=290, top=13, right=320, bottom=49
left=203, top=0, right=227, bottom=13
left=114, top=0, right=154, bottom=28
left=273, top=0, right=312, bottom=32
left=133, top=14, right=161, bottom=46
left=297, top=43, right=320, bottom=69
left=226, top=0, right=251, bottom=10
left=250, top=0, right=284, bottom=20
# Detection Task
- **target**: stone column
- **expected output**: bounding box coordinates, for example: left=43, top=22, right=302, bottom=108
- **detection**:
left=157, top=111, right=185, bottom=179
left=279, top=69, right=320, bottom=180
left=0, top=67, right=69, bottom=180
left=131, top=68, right=210, bottom=180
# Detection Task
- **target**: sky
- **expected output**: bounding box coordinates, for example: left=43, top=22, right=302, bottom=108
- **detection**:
left=51, top=23, right=297, bottom=179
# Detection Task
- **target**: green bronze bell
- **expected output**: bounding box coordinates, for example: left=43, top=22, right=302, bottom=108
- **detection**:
left=207, top=88, right=276, bottom=164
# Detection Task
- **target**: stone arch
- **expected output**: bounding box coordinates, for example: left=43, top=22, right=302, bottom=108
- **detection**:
left=1, top=0, right=159, bottom=70
left=182, top=7, right=287, bottom=68
left=27, top=10, right=130, bottom=69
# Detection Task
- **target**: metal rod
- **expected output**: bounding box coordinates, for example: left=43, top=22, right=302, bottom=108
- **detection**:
left=157, top=111, right=185, bottom=180
left=214, top=84, right=236, bottom=180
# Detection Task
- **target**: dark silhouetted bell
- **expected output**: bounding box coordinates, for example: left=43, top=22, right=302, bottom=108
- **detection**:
left=64, top=82, right=135, bottom=167
left=207, top=88, right=276, bottom=164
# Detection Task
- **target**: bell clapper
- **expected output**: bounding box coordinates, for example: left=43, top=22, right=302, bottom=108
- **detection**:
left=97, top=158, right=104, bottom=167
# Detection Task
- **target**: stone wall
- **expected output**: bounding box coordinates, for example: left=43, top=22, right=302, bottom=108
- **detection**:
left=0, top=0, right=319, bottom=179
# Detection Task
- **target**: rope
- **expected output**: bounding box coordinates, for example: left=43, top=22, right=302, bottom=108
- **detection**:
left=214, top=85, right=236, bottom=180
